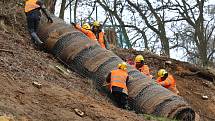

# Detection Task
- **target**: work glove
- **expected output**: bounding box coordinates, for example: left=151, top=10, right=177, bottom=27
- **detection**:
left=47, top=17, right=53, bottom=23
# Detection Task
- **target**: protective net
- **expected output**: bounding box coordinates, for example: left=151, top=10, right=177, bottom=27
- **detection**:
left=38, top=17, right=195, bottom=121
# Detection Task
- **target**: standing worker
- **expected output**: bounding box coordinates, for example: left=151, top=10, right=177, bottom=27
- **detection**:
left=134, top=55, right=153, bottom=79
left=92, top=21, right=107, bottom=49
left=74, top=23, right=97, bottom=41
left=24, top=0, right=53, bottom=47
left=156, top=69, right=179, bottom=94
left=106, top=62, right=129, bottom=109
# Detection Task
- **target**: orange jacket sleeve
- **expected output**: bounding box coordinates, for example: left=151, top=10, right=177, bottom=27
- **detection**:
left=75, top=24, right=89, bottom=35
left=75, top=24, right=97, bottom=41
left=98, top=32, right=106, bottom=48
left=142, top=65, right=150, bottom=75
left=157, top=75, right=174, bottom=88
left=159, top=79, right=171, bottom=87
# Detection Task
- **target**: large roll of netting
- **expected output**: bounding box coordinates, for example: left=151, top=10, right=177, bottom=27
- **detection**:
left=37, top=17, right=195, bottom=121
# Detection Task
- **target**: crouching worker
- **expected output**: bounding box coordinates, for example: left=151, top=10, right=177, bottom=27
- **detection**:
left=156, top=69, right=179, bottom=94
left=134, top=55, right=153, bottom=79
left=73, top=23, right=97, bottom=41
left=92, top=21, right=107, bottom=49
left=24, top=0, right=53, bottom=47
left=106, top=62, right=129, bottom=109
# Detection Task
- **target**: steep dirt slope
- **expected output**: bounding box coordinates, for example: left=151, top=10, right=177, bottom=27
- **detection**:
left=0, top=19, right=151, bottom=121
left=1, top=1, right=215, bottom=121
left=113, top=48, right=215, bottom=121
left=0, top=1, right=152, bottom=121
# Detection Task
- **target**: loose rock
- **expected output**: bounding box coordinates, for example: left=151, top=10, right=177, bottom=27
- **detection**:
left=32, top=82, right=42, bottom=89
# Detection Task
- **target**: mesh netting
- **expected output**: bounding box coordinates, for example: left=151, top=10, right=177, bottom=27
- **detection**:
left=172, top=107, right=195, bottom=121
left=152, top=96, right=195, bottom=120
left=94, top=57, right=122, bottom=87
left=46, top=25, right=75, bottom=49
left=38, top=17, right=195, bottom=121
left=59, top=39, right=97, bottom=63
left=38, top=22, right=65, bottom=42
left=65, top=45, right=100, bottom=78
left=52, top=33, right=75, bottom=56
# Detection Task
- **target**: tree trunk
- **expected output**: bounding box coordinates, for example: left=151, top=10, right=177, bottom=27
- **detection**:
left=142, top=31, right=149, bottom=50
left=169, top=0, right=210, bottom=66
left=196, top=27, right=208, bottom=66
left=50, top=0, right=57, bottom=14
left=160, top=33, right=170, bottom=57
left=105, top=28, right=117, bottom=47
left=44, top=0, right=56, bottom=13
left=198, top=1, right=208, bottom=66
left=59, top=0, right=67, bottom=19
left=74, top=0, right=79, bottom=23
left=127, top=0, right=170, bottom=55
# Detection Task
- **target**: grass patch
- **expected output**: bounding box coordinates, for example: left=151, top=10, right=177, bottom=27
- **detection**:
left=143, top=114, right=178, bottom=121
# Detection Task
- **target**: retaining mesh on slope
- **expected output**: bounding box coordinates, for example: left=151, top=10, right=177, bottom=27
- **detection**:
left=94, top=57, right=122, bottom=87
left=52, top=32, right=76, bottom=56
left=172, top=107, right=195, bottom=121
left=46, top=26, right=75, bottom=49
left=39, top=23, right=65, bottom=41
left=152, top=96, right=195, bottom=120
left=65, top=44, right=101, bottom=77
left=37, top=17, right=196, bottom=121
left=60, top=40, right=97, bottom=63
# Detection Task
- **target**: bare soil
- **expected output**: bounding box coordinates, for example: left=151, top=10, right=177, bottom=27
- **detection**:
left=114, top=48, right=215, bottom=121
left=0, top=19, right=149, bottom=121
left=0, top=1, right=150, bottom=121
left=1, top=1, right=215, bottom=121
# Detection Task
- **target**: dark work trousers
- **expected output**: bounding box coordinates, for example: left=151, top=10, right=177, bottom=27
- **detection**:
left=27, top=15, right=40, bottom=33
left=26, top=9, right=41, bottom=43
left=112, top=91, right=128, bottom=109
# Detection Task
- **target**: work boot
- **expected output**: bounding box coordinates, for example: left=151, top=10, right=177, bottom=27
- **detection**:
left=124, top=104, right=131, bottom=110
left=31, top=32, right=44, bottom=46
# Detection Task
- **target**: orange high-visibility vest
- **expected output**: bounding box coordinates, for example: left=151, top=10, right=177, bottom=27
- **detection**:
left=25, top=0, right=40, bottom=13
left=156, top=74, right=179, bottom=94
left=75, top=25, right=97, bottom=41
left=110, top=69, right=128, bottom=93
left=138, top=65, right=153, bottom=78
left=97, top=32, right=106, bottom=49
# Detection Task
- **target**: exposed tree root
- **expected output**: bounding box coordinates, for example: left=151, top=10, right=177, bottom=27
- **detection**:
left=0, top=18, right=8, bottom=32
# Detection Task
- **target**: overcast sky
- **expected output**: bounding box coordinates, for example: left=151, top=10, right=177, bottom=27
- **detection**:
left=54, top=0, right=214, bottom=62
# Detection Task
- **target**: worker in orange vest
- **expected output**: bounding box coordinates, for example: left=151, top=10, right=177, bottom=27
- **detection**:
left=134, top=55, right=153, bottom=79
left=92, top=21, right=107, bottom=49
left=74, top=23, right=97, bottom=41
left=24, top=0, right=53, bottom=47
left=156, top=69, right=179, bottom=94
left=106, top=62, right=129, bottom=109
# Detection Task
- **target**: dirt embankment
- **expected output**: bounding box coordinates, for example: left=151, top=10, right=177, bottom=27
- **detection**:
left=113, top=48, right=215, bottom=121
left=1, top=1, right=215, bottom=121
left=0, top=1, right=150, bottom=121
